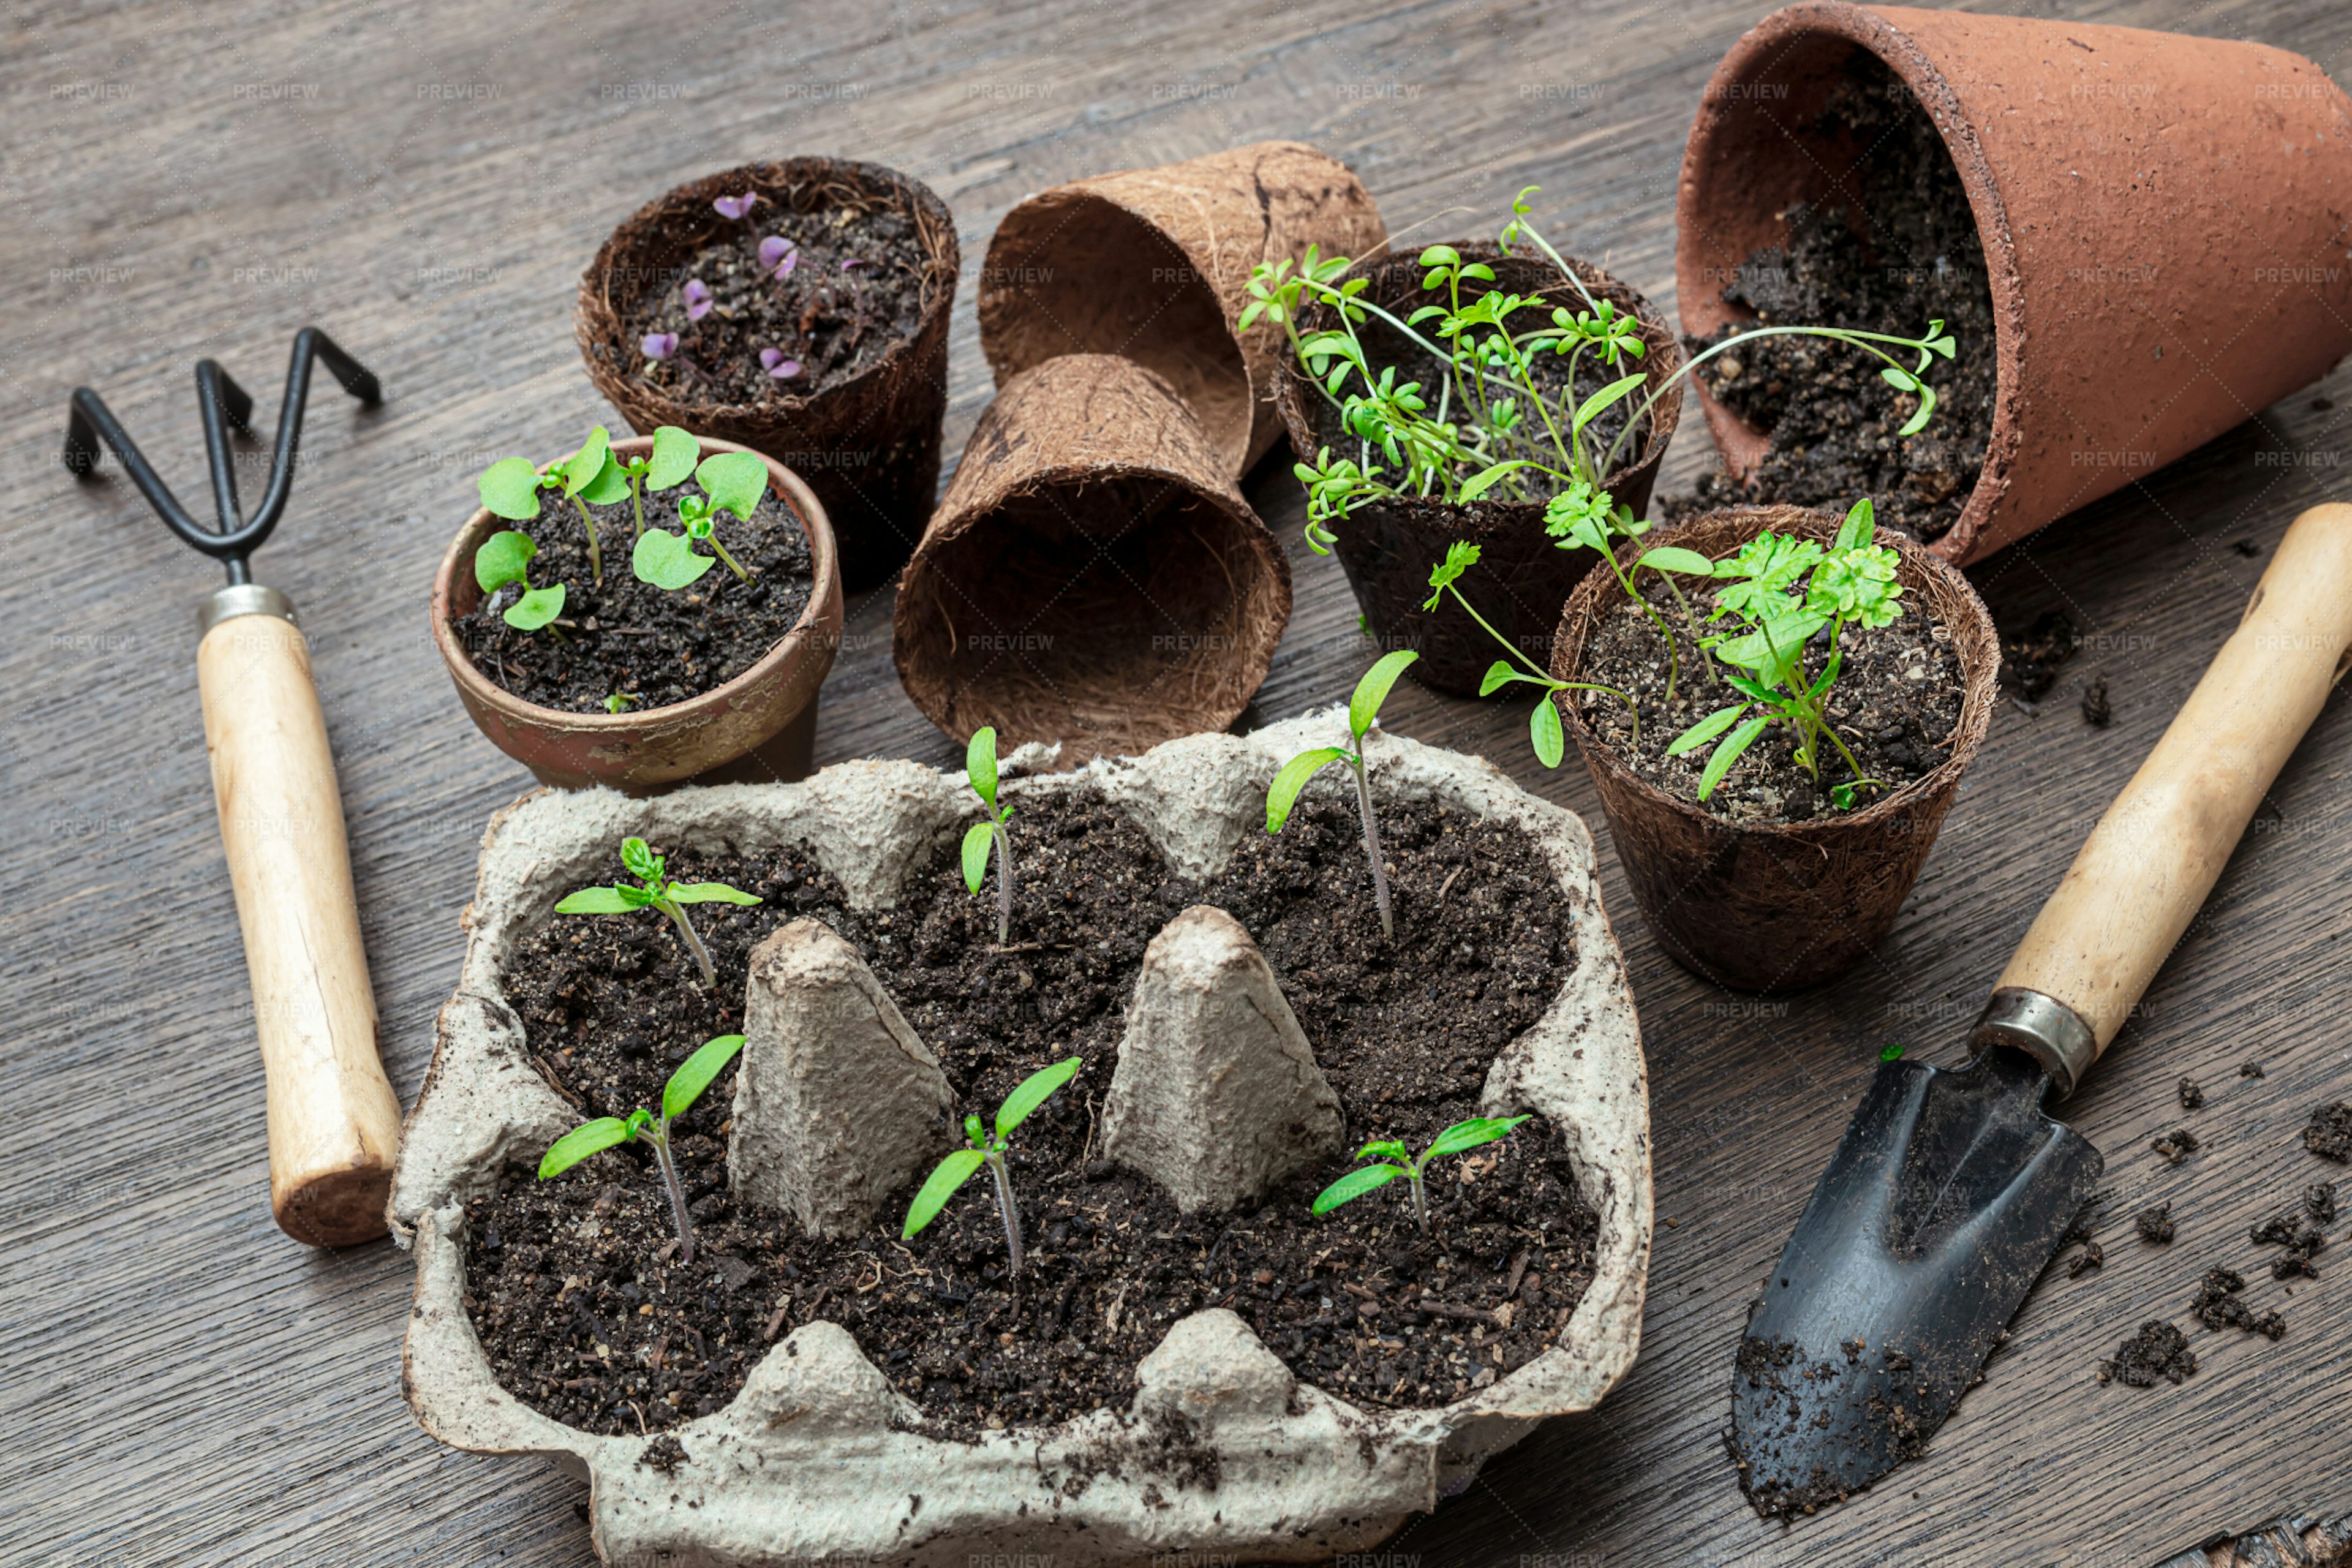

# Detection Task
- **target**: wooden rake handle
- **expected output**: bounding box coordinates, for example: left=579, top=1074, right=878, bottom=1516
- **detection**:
left=197, top=589, right=402, bottom=1245
left=1978, top=503, right=2352, bottom=1093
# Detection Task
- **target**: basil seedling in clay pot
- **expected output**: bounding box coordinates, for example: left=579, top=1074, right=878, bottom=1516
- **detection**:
left=431, top=426, right=843, bottom=791
left=1543, top=500, right=1999, bottom=991
left=576, top=158, right=962, bottom=593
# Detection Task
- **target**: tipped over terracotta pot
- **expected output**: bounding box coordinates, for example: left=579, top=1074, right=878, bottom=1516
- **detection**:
left=1550, top=504, right=1997, bottom=990
left=1677, top=1, right=2352, bottom=565
left=432, top=434, right=843, bottom=794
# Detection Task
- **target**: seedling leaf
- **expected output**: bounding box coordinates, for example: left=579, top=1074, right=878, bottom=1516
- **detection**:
left=1530, top=693, right=1564, bottom=768
left=554, top=887, right=636, bottom=914
left=646, top=426, right=700, bottom=490
left=1571, top=372, right=1647, bottom=436
left=1697, top=714, right=1772, bottom=799
left=1349, top=649, right=1419, bottom=739
left=1665, top=702, right=1750, bottom=757
left=902, top=1148, right=987, bottom=1238
left=475, top=529, right=537, bottom=593
left=1313, top=1162, right=1401, bottom=1213
left=479, top=458, right=545, bottom=520
left=1424, top=1114, right=1531, bottom=1161
left=1266, top=747, right=1349, bottom=833
left=505, top=583, right=565, bottom=631
left=538, top=1117, right=633, bottom=1178
left=1637, top=546, right=1714, bottom=576
left=564, top=427, right=612, bottom=494
left=967, top=726, right=1000, bottom=807
left=663, top=1034, right=745, bottom=1121
left=578, top=451, right=631, bottom=505
left=997, top=1056, right=1081, bottom=1139
left=696, top=451, right=769, bottom=519
left=634, top=527, right=717, bottom=590
left=666, top=883, right=763, bottom=906
left=961, top=820, right=997, bottom=893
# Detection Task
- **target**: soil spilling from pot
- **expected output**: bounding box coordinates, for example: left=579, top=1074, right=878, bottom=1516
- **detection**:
left=1673, top=55, right=1997, bottom=543
left=454, top=488, right=814, bottom=713
left=629, top=206, right=928, bottom=404
left=1573, top=576, right=1965, bottom=823
left=462, top=784, right=1597, bottom=1437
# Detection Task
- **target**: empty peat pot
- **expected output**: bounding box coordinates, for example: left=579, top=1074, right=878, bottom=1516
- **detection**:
left=1678, top=1, right=2352, bottom=565
left=431, top=434, right=843, bottom=794
left=978, top=140, right=1386, bottom=475
left=391, top=717, right=1651, bottom=1565
left=1275, top=245, right=1683, bottom=696
left=576, top=157, right=959, bottom=592
left=1550, top=505, right=1998, bottom=990
left=893, top=354, right=1291, bottom=763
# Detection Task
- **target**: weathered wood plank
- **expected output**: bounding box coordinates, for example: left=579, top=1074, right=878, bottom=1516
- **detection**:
left=1, top=0, right=2345, bottom=1562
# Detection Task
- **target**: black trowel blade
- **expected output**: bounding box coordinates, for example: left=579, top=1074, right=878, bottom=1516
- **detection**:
left=1728, top=1046, right=2103, bottom=1518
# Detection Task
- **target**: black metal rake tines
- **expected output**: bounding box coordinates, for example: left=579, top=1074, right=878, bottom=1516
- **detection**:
left=64, top=326, right=381, bottom=584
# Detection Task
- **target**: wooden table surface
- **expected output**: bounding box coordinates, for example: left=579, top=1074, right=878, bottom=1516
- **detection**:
left=5, top=0, right=2348, bottom=1562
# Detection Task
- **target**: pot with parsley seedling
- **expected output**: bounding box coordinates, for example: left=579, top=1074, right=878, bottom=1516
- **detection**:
left=431, top=427, right=843, bottom=793
left=576, top=158, right=959, bottom=593
left=1531, top=499, right=1998, bottom=990
left=1268, top=190, right=1966, bottom=698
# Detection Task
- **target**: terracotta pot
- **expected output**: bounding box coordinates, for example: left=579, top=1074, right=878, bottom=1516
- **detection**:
left=576, top=158, right=959, bottom=594
left=431, top=434, right=843, bottom=794
left=1677, top=1, right=2352, bottom=565
left=1275, top=246, right=1684, bottom=697
left=1550, top=504, right=1997, bottom=991
left=978, top=141, right=1387, bottom=477
left=893, top=355, right=1291, bottom=764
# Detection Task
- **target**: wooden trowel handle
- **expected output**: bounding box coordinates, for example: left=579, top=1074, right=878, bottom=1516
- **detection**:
left=197, top=589, right=402, bottom=1245
left=1981, top=503, right=2352, bottom=1093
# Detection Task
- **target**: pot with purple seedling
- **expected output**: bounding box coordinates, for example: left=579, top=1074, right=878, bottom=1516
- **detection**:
left=578, top=159, right=960, bottom=594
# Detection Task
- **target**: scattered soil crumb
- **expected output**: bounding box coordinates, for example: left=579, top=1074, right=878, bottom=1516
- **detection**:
left=2081, top=674, right=2111, bottom=728
left=2230, top=537, right=2264, bottom=557
left=2305, top=1102, right=2352, bottom=1163
left=2176, top=1076, right=2204, bottom=1111
left=2251, top=1212, right=2329, bottom=1280
left=2151, top=1126, right=2201, bottom=1166
left=2241, top=1061, right=2266, bottom=1079
left=2066, top=1240, right=2105, bottom=1280
left=2003, top=611, right=2081, bottom=701
left=2188, top=1266, right=2285, bottom=1338
left=2307, top=1183, right=2339, bottom=1225
left=2134, top=1204, right=2176, bottom=1245
left=2101, top=1321, right=2195, bottom=1386
left=639, top=1434, right=687, bottom=1473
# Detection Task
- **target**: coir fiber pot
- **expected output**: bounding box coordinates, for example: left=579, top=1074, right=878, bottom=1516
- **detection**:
left=978, top=141, right=1386, bottom=477
left=894, top=354, right=1291, bottom=764
left=432, top=434, right=843, bottom=794
left=1275, top=246, right=1684, bottom=697
left=1550, top=504, right=1997, bottom=991
left=576, top=158, right=957, bottom=593
left=391, top=715, right=1650, bottom=1566
left=1677, top=1, right=2352, bottom=566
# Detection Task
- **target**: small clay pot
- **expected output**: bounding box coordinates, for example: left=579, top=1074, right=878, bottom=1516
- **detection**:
left=431, top=434, right=843, bottom=794
left=576, top=158, right=958, bottom=593
left=1677, top=1, right=2352, bottom=565
left=1550, top=504, right=1997, bottom=991
left=893, top=355, right=1291, bottom=764
left=1275, top=246, right=1684, bottom=697
left=978, top=141, right=1386, bottom=477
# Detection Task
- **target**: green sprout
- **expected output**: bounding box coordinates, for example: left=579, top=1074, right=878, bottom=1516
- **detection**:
left=1246, top=187, right=1956, bottom=554
left=538, top=1032, right=745, bottom=1265
left=1880, top=1042, right=1906, bottom=1061
left=1313, top=1115, right=1532, bottom=1232
left=902, top=1056, right=1082, bottom=1275
left=959, top=726, right=1016, bottom=946
left=635, top=450, right=766, bottom=590
left=616, top=425, right=703, bottom=538
left=1420, top=541, right=1637, bottom=766
left=472, top=528, right=567, bottom=638
left=479, top=426, right=630, bottom=587
left=1663, top=499, right=1902, bottom=806
left=603, top=691, right=638, bottom=714
left=554, top=836, right=762, bottom=989
left=1266, top=649, right=1416, bottom=940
